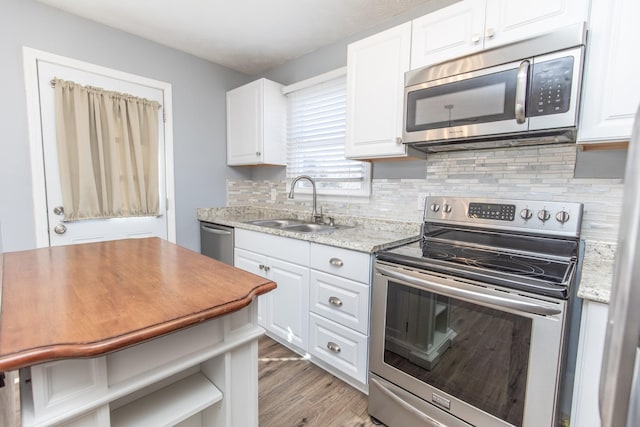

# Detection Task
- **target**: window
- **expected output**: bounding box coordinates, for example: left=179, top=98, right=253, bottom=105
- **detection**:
left=285, top=72, right=370, bottom=196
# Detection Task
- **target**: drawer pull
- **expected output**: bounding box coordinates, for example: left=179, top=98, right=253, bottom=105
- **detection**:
left=329, top=257, right=344, bottom=267
left=328, top=296, right=343, bottom=307
left=326, top=342, right=341, bottom=353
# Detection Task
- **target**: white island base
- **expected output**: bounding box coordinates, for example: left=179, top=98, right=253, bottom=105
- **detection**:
left=19, top=303, right=261, bottom=427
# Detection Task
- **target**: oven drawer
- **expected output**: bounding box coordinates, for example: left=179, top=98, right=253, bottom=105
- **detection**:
left=310, top=270, right=370, bottom=334
left=308, top=313, right=368, bottom=384
left=369, top=374, right=472, bottom=427
left=310, top=244, right=371, bottom=283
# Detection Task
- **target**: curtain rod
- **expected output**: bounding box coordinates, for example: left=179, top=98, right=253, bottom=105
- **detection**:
left=49, top=78, right=162, bottom=108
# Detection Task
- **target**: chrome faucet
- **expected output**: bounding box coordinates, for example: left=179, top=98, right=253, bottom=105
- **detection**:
left=288, top=175, right=322, bottom=223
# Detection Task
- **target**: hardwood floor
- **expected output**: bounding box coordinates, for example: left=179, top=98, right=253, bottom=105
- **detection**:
left=259, top=336, right=379, bottom=427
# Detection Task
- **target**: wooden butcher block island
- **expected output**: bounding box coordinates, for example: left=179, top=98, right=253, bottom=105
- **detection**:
left=0, top=238, right=276, bottom=427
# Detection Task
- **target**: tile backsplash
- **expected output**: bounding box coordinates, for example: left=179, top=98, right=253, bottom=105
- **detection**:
left=227, top=144, right=624, bottom=243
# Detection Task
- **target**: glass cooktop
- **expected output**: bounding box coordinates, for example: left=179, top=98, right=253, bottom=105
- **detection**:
left=377, top=228, right=579, bottom=299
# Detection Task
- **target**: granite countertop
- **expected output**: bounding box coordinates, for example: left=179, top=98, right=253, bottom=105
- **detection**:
left=198, top=206, right=421, bottom=253
left=198, top=206, right=616, bottom=304
left=0, top=238, right=276, bottom=371
left=577, top=240, right=616, bottom=304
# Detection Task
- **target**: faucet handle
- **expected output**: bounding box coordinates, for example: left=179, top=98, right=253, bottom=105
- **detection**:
left=314, top=206, right=324, bottom=223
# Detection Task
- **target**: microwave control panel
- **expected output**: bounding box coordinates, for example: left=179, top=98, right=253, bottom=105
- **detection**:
left=527, top=56, right=574, bottom=117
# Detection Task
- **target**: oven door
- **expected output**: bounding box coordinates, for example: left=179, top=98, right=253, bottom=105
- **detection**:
left=370, top=262, right=567, bottom=427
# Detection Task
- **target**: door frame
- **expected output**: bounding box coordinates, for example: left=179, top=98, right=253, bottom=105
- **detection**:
left=23, top=47, right=176, bottom=247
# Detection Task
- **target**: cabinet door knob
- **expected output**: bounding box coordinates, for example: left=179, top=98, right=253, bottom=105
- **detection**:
left=256, top=151, right=261, bottom=156
left=329, top=257, right=343, bottom=267
left=326, top=342, right=341, bottom=353
left=395, top=136, right=402, bottom=144
left=328, top=296, right=343, bottom=307
left=485, top=27, right=495, bottom=39
left=471, top=33, right=481, bottom=44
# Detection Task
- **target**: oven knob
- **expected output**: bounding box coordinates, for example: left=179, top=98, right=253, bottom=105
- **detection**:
left=520, top=208, right=533, bottom=220
left=443, top=204, right=452, bottom=213
left=556, top=210, right=571, bottom=224
left=430, top=203, right=440, bottom=213
left=538, top=209, right=551, bottom=222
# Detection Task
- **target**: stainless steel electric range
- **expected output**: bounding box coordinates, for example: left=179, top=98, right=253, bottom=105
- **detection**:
left=369, top=196, right=583, bottom=427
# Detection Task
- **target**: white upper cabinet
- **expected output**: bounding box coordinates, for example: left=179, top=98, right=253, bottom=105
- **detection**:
left=483, top=0, right=589, bottom=49
left=345, top=22, right=423, bottom=160
left=411, top=0, right=486, bottom=69
left=226, top=78, right=287, bottom=166
left=578, top=0, right=640, bottom=143
left=411, top=0, right=589, bottom=70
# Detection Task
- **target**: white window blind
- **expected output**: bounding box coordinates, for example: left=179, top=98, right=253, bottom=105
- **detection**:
left=286, top=75, right=370, bottom=196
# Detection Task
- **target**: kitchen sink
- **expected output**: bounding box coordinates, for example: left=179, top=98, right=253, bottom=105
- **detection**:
left=244, top=218, right=348, bottom=233
left=278, top=223, right=338, bottom=233
left=245, top=218, right=306, bottom=228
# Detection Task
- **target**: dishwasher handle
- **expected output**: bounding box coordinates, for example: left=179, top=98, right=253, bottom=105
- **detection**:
left=201, top=224, right=233, bottom=235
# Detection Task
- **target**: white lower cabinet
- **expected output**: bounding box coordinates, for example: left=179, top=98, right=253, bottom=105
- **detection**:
left=309, top=270, right=369, bottom=334
left=309, top=313, right=368, bottom=385
left=235, top=230, right=310, bottom=352
left=20, top=305, right=261, bottom=427
left=571, top=300, right=609, bottom=427
left=261, top=257, right=309, bottom=350
left=234, top=229, right=373, bottom=391
left=308, top=243, right=372, bottom=392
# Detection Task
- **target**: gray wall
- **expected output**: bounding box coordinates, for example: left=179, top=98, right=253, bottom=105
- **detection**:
left=0, top=0, right=252, bottom=252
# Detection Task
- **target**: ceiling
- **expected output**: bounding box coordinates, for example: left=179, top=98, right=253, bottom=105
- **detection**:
left=38, top=0, right=437, bottom=75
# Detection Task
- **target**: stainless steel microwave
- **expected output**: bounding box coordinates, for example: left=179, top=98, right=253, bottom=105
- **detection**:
left=403, top=23, right=587, bottom=153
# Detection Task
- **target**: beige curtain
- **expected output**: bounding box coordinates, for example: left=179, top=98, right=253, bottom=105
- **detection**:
left=53, top=78, right=161, bottom=221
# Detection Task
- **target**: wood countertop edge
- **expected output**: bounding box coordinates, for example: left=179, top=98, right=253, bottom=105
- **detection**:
left=0, top=280, right=276, bottom=372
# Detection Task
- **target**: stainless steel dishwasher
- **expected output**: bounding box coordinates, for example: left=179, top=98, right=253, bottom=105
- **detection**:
left=199, top=221, right=234, bottom=265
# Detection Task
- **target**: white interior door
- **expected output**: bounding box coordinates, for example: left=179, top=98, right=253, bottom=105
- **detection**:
left=36, top=60, right=169, bottom=246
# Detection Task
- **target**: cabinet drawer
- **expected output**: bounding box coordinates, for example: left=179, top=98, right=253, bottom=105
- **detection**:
left=310, top=270, right=369, bottom=334
left=235, top=229, right=309, bottom=265
left=310, top=244, right=370, bottom=283
left=308, top=313, right=368, bottom=384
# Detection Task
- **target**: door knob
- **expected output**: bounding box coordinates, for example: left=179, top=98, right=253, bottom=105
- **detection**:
left=53, top=224, right=67, bottom=234
left=53, top=206, right=64, bottom=215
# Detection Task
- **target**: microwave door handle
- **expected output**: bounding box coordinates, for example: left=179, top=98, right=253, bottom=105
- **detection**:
left=515, top=60, right=530, bottom=124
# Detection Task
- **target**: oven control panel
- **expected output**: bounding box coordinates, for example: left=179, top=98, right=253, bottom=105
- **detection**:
left=467, top=203, right=516, bottom=221
left=425, top=196, right=583, bottom=237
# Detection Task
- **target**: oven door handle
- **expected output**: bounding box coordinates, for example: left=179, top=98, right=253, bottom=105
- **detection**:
left=376, top=265, right=562, bottom=316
